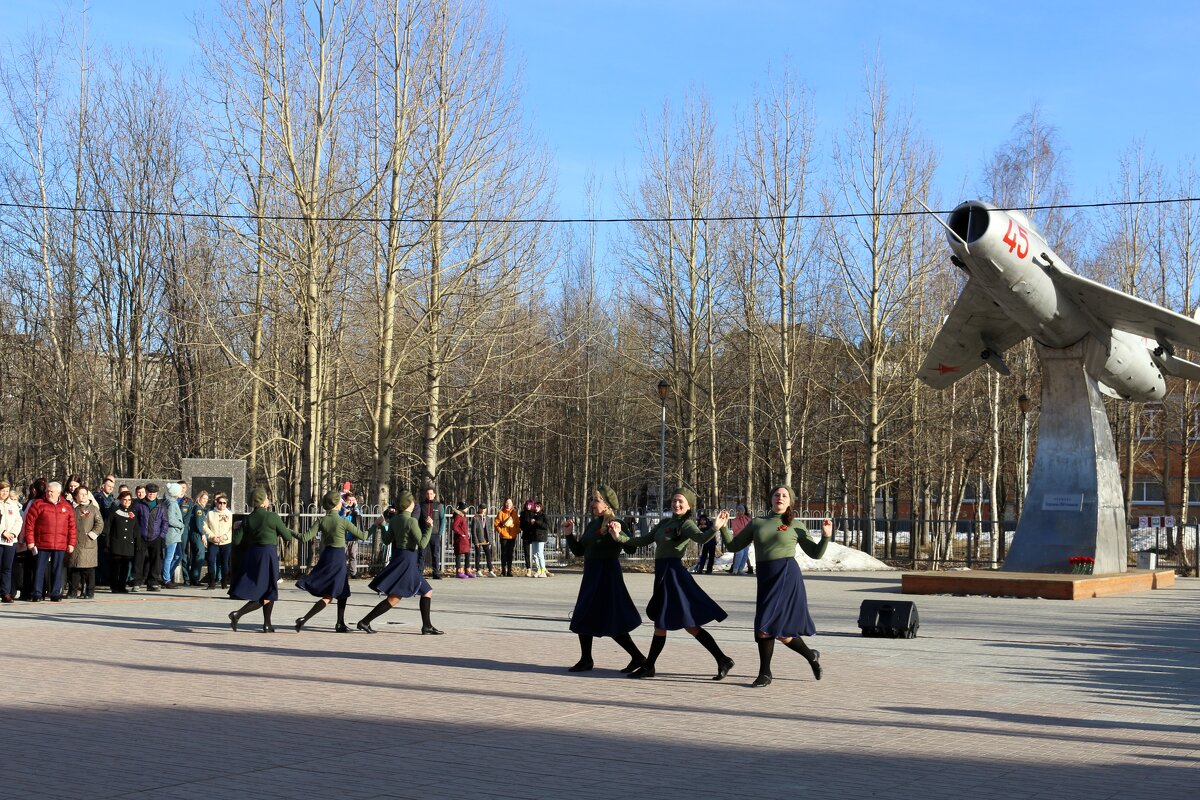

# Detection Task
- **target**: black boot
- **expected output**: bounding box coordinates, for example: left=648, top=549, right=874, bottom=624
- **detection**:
left=420, top=595, right=443, bottom=635
left=752, top=637, right=775, bottom=687
left=334, top=598, right=350, bottom=632
left=630, top=635, right=666, bottom=678
left=357, top=598, right=392, bottom=633
left=784, top=638, right=821, bottom=680
left=569, top=634, right=594, bottom=672
left=612, top=632, right=645, bottom=673
left=296, top=598, right=328, bottom=632
left=261, top=601, right=275, bottom=632
left=692, top=628, right=734, bottom=680
left=229, top=600, right=263, bottom=632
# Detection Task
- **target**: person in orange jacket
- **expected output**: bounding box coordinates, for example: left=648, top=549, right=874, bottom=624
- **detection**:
left=493, top=497, right=521, bottom=577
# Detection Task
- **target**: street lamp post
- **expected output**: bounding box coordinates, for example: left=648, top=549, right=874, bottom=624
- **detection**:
left=1017, top=393, right=1031, bottom=545
left=658, top=380, right=671, bottom=518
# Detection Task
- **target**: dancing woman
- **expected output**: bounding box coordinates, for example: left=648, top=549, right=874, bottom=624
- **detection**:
left=294, top=490, right=368, bottom=632
left=227, top=488, right=294, bottom=633
left=563, top=485, right=644, bottom=673
left=623, top=487, right=733, bottom=680
left=355, top=491, right=443, bottom=635
left=717, top=486, right=831, bottom=687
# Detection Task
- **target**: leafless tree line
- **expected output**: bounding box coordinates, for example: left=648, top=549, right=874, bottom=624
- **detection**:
left=0, top=2, right=1196, bottom=561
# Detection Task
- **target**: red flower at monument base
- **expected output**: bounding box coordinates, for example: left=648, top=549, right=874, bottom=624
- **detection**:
left=1068, top=556, right=1095, bottom=574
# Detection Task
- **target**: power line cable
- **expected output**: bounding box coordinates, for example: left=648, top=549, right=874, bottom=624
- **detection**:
left=0, top=196, right=1197, bottom=225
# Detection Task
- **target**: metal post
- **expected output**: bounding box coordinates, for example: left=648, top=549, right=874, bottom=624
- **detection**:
left=659, top=400, right=666, bottom=516
left=657, top=379, right=670, bottom=518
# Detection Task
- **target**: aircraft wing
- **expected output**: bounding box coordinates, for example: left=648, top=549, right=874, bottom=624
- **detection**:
left=918, top=278, right=1029, bottom=389
left=1045, top=260, right=1200, bottom=351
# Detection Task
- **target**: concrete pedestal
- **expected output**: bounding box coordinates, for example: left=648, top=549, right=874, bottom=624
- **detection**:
left=1003, top=338, right=1128, bottom=573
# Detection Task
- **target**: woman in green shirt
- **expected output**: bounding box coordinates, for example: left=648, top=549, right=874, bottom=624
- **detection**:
left=564, top=485, right=644, bottom=673
left=294, top=490, right=368, bottom=633
left=227, top=488, right=294, bottom=633
left=718, top=486, right=832, bottom=687
left=623, top=486, right=734, bottom=680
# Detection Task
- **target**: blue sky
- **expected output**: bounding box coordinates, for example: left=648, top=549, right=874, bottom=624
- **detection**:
left=2, top=0, right=1197, bottom=217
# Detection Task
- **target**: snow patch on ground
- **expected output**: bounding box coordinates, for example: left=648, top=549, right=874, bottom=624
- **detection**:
left=714, top=539, right=894, bottom=572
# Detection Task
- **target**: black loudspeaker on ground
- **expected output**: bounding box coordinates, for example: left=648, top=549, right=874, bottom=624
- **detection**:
left=857, top=599, right=919, bottom=638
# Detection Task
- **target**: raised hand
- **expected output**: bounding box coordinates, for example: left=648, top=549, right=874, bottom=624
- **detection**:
left=714, top=509, right=730, bottom=530
left=821, top=518, right=833, bottom=538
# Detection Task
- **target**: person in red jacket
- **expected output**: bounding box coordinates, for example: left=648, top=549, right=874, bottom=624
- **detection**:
left=22, top=481, right=77, bottom=602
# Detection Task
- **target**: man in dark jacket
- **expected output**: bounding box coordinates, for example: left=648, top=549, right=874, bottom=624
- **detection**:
left=414, top=486, right=444, bottom=579
left=133, top=483, right=169, bottom=591
left=22, top=481, right=77, bottom=602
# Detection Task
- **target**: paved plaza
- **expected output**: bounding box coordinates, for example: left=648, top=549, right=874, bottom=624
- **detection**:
left=1, top=570, right=1197, bottom=799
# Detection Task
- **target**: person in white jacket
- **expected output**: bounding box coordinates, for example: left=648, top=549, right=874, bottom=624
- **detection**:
left=203, top=493, right=234, bottom=590
left=0, top=481, right=21, bottom=602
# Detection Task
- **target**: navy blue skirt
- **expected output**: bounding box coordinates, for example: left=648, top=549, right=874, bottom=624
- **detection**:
left=297, top=546, right=351, bottom=600
left=228, top=545, right=279, bottom=602
left=754, top=557, right=816, bottom=638
left=368, top=548, right=431, bottom=599
left=646, top=557, right=728, bottom=630
left=569, top=557, right=641, bottom=637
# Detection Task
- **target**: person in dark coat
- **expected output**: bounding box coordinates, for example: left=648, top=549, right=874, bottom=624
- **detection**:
left=563, top=485, right=644, bottom=673
left=693, top=512, right=718, bottom=574
left=104, top=491, right=139, bottom=593
left=294, top=490, right=368, bottom=632
left=133, top=484, right=169, bottom=591
left=227, top=488, right=294, bottom=633
left=623, top=487, right=733, bottom=680
left=414, top=486, right=445, bottom=579
left=717, top=485, right=832, bottom=687
left=356, top=490, right=443, bottom=634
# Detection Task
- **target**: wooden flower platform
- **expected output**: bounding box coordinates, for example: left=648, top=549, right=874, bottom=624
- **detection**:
left=900, top=568, right=1177, bottom=600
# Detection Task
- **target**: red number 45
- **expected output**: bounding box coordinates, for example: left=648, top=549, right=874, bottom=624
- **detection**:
left=1002, top=219, right=1029, bottom=259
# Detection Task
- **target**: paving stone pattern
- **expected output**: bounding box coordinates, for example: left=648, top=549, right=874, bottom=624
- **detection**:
left=1, top=571, right=1197, bottom=799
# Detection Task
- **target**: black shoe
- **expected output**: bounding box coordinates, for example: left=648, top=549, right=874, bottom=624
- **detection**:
left=294, top=617, right=306, bottom=633
left=568, top=659, right=594, bottom=672
left=204, top=584, right=215, bottom=590
left=163, top=582, right=177, bottom=589
left=628, top=665, right=656, bottom=679
left=262, top=624, right=275, bottom=633
left=809, top=650, right=822, bottom=680
left=356, top=620, right=376, bottom=634
left=334, top=623, right=351, bottom=633
left=228, top=611, right=239, bottom=632
left=619, top=656, right=646, bottom=674
left=31, top=597, right=41, bottom=602
left=430, top=574, right=442, bottom=580
left=421, top=625, right=444, bottom=635
left=751, top=674, right=773, bottom=688
left=85, top=592, right=94, bottom=599
left=220, top=581, right=228, bottom=590
left=50, top=596, right=62, bottom=603
left=147, top=585, right=161, bottom=592
left=713, top=656, right=734, bottom=681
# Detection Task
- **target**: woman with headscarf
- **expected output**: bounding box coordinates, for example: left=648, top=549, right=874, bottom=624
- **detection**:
left=623, top=487, right=733, bottom=680
left=716, top=485, right=831, bottom=687
left=227, top=488, right=294, bottom=633
left=563, top=485, right=644, bottom=674
left=355, top=490, right=443, bottom=635
left=294, top=490, right=368, bottom=632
